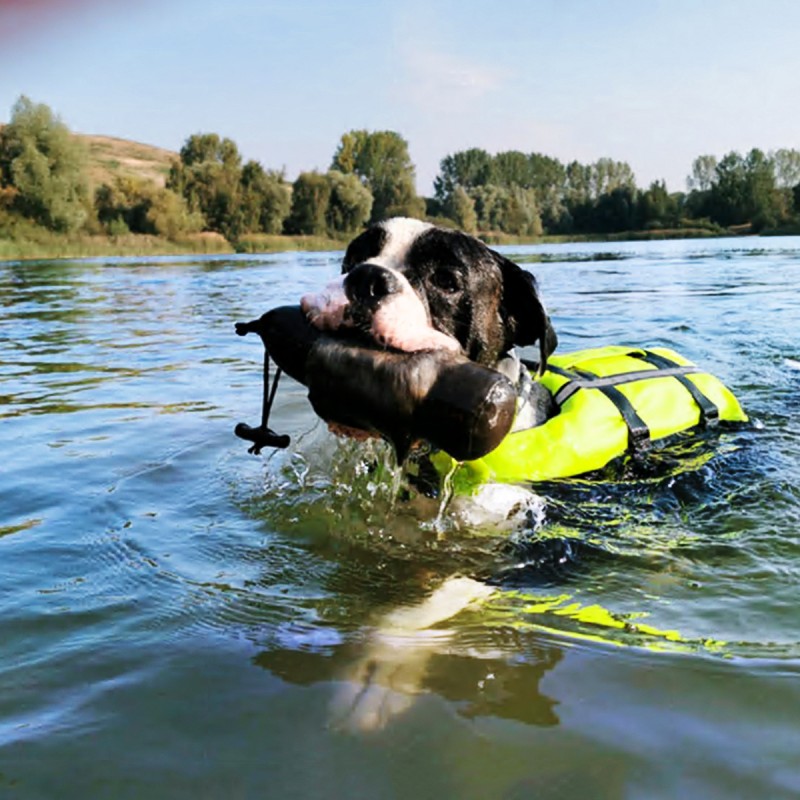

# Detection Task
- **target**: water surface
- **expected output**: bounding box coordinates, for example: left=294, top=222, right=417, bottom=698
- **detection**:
left=2, top=237, right=800, bottom=798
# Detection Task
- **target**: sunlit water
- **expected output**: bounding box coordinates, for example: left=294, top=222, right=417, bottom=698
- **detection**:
left=1, top=238, right=800, bottom=798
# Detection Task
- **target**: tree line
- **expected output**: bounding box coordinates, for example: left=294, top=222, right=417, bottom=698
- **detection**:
left=2, top=95, right=800, bottom=246
left=430, top=146, right=800, bottom=235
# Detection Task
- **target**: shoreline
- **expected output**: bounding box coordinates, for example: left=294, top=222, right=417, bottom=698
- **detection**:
left=2, top=225, right=798, bottom=263
left=0, top=231, right=350, bottom=262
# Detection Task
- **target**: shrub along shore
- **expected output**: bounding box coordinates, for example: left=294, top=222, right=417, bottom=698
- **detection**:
left=5, top=221, right=799, bottom=263
left=0, top=218, right=352, bottom=261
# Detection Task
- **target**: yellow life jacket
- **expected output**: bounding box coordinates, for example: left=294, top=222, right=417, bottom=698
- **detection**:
left=431, top=346, right=748, bottom=487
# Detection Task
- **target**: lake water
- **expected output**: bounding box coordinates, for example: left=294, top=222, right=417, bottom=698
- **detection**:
left=2, top=236, right=800, bottom=799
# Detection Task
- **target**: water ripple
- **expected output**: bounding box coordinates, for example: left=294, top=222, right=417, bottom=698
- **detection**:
left=2, top=239, right=800, bottom=786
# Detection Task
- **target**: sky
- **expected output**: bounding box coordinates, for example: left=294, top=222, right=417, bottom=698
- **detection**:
left=1, top=0, right=799, bottom=195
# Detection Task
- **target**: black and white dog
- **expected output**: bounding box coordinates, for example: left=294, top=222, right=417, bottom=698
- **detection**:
left=300, top=218, right=560, bottom=730
left=301, top=216, right=559, bottom=441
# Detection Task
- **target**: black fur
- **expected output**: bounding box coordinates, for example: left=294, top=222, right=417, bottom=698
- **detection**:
left=342, top=225, right=388, bottom=271
left=342, top=222, right=557, bottom=370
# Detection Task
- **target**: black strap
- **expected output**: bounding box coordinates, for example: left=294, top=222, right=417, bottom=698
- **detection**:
left=550, top=354, right=719, bottom=423
left=234, top=327, right=291, bottom=454
left=550, top=361, right=704, bottom=405
left=262, top=351, right=282, bottom=430
left=595, top=383, right=651, bottom=451
left=567, top=365, right=652, bottom=452
left=548, top=364, right=584, bottom=406
left=545, top=363, right=653, bottom=451
left=634, top=350, right=719, bottom=427
left=542, top=348, right=724, bottom=454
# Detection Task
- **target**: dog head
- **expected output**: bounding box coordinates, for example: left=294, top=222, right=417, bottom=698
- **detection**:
left=301, top=217, right=557, bottom=370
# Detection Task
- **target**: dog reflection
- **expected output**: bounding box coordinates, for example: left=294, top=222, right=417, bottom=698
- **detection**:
left=254, top=577, right=563, bottom=732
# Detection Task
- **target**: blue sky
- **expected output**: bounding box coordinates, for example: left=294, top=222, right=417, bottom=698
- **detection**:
left=2, top=0, right=799, bottom=194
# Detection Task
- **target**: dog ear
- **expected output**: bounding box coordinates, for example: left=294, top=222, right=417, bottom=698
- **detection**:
left=497, top=256, right=558, bottom=373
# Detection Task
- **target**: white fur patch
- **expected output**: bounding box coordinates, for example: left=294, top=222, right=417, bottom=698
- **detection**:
left=372, top=278, right=461, bottom=352
left=451, top=483, right=546, bottom=530
left=302, top=217, right=460, bottom=353
left=370, top=217, right=432, bottom=270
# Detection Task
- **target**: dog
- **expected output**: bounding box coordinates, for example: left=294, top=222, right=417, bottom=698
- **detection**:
left=299, top=218, right=561, bottom=730
left=301, top=216, right=559, bottom=445
left=303, top=216, right=556, bottom=364
left=287, top=219, right=749, bottom=729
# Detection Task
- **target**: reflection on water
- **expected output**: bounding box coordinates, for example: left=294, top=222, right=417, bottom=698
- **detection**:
left=2, top=238, right=800, bottom=798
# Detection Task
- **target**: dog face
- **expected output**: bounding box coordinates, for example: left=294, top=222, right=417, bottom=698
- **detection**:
left=301, top=217, right=557, bottom=369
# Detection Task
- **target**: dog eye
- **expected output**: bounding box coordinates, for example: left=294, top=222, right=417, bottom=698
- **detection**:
left=430, top=268, right=460, bottom=294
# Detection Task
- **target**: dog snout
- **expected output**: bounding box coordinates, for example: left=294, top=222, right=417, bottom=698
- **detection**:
left=345, top=263, right=403, bottom=310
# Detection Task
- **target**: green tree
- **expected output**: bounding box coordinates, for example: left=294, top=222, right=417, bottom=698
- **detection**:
left=771, top=149, right=800, bottom=225
left=536, top=186, right=569, bottom=233
left=285, top=171, right=331, bottom=235
left=707, top=151, right=747, bottom=226
left=500, top=186, right=543, bottom=236
left=743, top=148, right=783, bottom=229
left=687, top=154, right=719, bottom=192
left=591, top=158, right=636, bottom=197
left=331, top=129, right=423, bottom=222
left=446, top=185, right=478, bottom=233
left=239, top=161, right=291, bottom=234
left=325, top=170, right=373, bottom=234
left=434, top=148, right=493, bottom=202
left=471, top=185, right=542, bottom=235
left=177, top=133, right=241, bottom=170
left=491, top=150, right=535, bottom=188
left=95, top=176, right=202, bottom=239
left=593, top=186, right=639, bottom=232
left=145, top=187, right=204, bottom=239
left=167, top=132, right=244, bottom=237
left=434, top=149, right=568, bottom=232
left=685, top=155, right=719, bottom=221
left=470, top=185, right=510, bottom=231
left=638, top=180, right=678, bottom=229
left=95, top=179, right=133, bottom=230
left=772, top=149, right=800, bottom=189
left=564, top=161, right=592, bottom=204
left=528, top=153, right=566, bottom=193
left=704, top=149, right=783, bottom=229
left=0, top=95, right=88, bottom=232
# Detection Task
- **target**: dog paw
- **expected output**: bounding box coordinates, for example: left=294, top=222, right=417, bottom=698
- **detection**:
left=451, top=483, right=546, bottom=530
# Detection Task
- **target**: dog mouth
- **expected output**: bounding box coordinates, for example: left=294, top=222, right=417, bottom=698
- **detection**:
left=299, top=269, right=463, bottom=445
left=237, top=304, right=518, bottom=460
left=301, top=266, right=461, bottom=355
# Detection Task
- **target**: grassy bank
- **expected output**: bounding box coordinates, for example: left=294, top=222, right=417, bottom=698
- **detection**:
left=234, top=232, right=349, bottom=253
left=0, top=212, right=359, bottom=261
left=0, top=232, right=356, bottom=262
left=480, top=226, right=729, bottom=247
left=1, top=220, right=766, bottom=263
left=0, top=227, right=234, bottom=261
left=83, top=133, right=174, bottom=189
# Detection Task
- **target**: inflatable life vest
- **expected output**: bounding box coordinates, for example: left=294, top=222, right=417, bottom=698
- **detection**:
left=430, top=346, right=748, bottom=486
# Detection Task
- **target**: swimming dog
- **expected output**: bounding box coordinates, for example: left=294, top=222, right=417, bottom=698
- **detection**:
left=290, top=218, right=746, bottom=729
left=300, top=218, right=559, bottom=730
left=301, top=217, right=559, bottom=443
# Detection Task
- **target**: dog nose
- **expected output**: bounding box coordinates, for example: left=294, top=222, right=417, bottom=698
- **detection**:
left=344, top=263, right=402, bottom=309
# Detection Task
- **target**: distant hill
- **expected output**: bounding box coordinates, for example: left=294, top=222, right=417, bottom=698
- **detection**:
left=80, top=133, right=177, bottom=189
left=0, top=123, right=178, bottom=189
